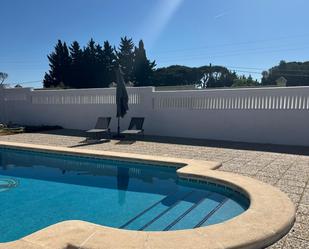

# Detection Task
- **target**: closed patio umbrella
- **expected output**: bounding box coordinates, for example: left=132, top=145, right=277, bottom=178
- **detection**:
left=115, top=66, right=129, bottom=137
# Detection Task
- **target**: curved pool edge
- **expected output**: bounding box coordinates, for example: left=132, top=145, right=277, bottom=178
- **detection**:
left=0, top=141, right=295, bottom=249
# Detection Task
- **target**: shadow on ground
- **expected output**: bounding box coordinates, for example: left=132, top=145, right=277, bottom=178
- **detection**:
left=69, top=139, right=111, bottom=148
left=38, top=129, right=309, bottom=156
left=115, top=139, right=136, bottom=145
left=63, top=244, right=89, bottom=249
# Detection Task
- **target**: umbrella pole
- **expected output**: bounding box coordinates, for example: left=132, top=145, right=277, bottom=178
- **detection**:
left=113, top=117, right=125, bottom=139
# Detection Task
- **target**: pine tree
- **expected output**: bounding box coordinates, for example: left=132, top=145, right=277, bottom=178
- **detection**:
left=83, top=38, right=99, bottom=88
left=133, top=40, right=156, bottom=86
left=116, top=37, right=135, bottom=83
left=43, top=40, right=71, bottom=88
left=95, top=43, right=105, bottom=87
left=102, top=41, right=116, bottom=86
left=69, top=41, right=83, bottom=88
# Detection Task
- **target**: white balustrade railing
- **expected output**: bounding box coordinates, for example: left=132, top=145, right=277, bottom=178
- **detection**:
left=1, top=86, right=309, bottom=146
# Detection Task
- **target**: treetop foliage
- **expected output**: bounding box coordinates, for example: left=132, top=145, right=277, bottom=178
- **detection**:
left=43, top=38, right=309, bottom=89
left=152, top=65, right=256, bottom=88
left=44, top=38, right=252, bottom=89
left=262, top=60, right=309, bottom=86
left=44, top=37, right=155, bottom=88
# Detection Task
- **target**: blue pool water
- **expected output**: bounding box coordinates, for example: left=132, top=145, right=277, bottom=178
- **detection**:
left=0, top=147, right=249, bottom=242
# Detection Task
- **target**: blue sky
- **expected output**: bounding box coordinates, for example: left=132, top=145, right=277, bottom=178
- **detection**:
left=1, top=0, right=309, bottom=88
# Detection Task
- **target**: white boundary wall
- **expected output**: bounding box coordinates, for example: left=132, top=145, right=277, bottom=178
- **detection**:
left=1, top=86, right=309, bottom=146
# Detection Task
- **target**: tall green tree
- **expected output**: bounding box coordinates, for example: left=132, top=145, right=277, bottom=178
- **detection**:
left=102, top=41, right=117, bottom=86
left=116, top=36, right=135, bottom=83
left=69, top=41, right=83, bottom=88
left=43, top=40, right=71, bottom=88
left=133, top=40, right=156, bottom=86
left=95, top=43, right=106, bottom=87
left=82, top=38, right=99, bottom=88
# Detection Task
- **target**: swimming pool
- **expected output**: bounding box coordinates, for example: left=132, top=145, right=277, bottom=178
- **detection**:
left=0, top=147, right=249, bottom=242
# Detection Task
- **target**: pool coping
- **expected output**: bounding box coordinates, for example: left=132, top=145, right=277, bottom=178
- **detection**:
left=0, top=141, right=295, bottom=249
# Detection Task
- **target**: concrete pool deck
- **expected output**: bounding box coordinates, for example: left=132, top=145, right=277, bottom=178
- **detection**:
left=0, top=130, right=308, bottom=248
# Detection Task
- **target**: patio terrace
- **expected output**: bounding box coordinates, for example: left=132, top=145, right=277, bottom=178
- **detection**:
left=0, top=130, right=308, bottom=249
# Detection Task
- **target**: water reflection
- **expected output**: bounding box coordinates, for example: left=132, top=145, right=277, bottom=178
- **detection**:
left=117, top=167, right=130, bottom=205
left=0, top=148, right=177, bottom=197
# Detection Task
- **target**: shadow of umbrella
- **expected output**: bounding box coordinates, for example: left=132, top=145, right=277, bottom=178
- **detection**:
left=117, top=167, right=130, bottom=205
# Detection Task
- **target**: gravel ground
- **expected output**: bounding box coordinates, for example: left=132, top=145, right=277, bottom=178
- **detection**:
left=0, top=129, right=308, bottom=249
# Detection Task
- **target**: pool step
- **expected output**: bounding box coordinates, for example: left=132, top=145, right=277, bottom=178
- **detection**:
left=138, top=191, right=195, bottom=231
left=163, top=192, right=213, bottom=231
left=200, top=197, right=247, bottom=227
left=120, top=189, right=231, bottom=231
left=119, top=195, right=169, bottom=229
left=194, top=197, right=228, bottom=228
left=120, top=189, right=192, bottom=230
left=147, top=192, right=228, bottom=231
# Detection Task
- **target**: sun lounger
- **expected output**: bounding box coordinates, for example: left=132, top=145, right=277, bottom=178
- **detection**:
left=86, top=117, right=111, bottom=139
left=121, top=117, right=144, bottom=135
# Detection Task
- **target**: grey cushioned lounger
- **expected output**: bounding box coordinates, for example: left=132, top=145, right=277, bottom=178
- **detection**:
left=121, top=117, right=144, bottom=135
left=86, top=117, right=111, bottom=138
